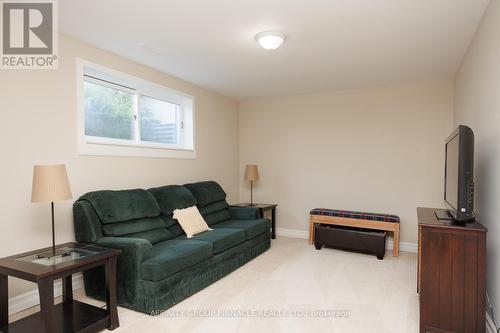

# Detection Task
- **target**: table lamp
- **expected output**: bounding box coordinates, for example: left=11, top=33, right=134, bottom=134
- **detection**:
left=244, top=164, right=259, bottom=206
left=31, top=164, right=72, bottom=258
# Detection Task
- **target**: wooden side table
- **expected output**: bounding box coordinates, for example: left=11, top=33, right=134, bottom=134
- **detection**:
left=0, top=242, right=121, bottom=333
left=232, top=203, right=277, bottom=239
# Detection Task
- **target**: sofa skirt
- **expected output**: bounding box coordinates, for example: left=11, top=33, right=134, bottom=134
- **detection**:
left=83, top=230, right=271, bottom=314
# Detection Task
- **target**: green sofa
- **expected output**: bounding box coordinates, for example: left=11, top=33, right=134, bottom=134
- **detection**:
left=73, top=181, right=271, bottom=314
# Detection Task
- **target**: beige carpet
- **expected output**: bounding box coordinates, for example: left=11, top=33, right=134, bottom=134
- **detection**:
left=11, top=237, right=419, bottom=332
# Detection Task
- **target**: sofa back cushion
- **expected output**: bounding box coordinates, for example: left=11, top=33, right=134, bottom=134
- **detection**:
left=148, top=185, right=197, bottom=215
left=80, top=189, right=160, bottom=223
left=101, top=216, right=165, bottom=236
left=198, top=200, right=231, bottom=226
left=166, top=221, right=185, bottom=237
left=104, top=220, right=172, bottom=244
left=153, top=213, right=185, bottom=237
left=149, top=184, right=208, bottom=236
left=183, top=181, right=231, bottom=226
left=78, top=189, right=172, bottom=244
left=183, top=181, right=226, bottom=207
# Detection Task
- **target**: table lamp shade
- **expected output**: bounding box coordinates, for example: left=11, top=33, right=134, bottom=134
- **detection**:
left=31, top=164, right=72, bottom=203
left=244, top=164, right=259, bottom=181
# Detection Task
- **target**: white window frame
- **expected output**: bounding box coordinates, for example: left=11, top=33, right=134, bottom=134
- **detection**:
left=76, top=58, right=196, bottom=159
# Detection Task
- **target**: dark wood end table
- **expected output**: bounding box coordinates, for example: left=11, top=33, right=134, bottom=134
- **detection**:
left=232, top=203, right=278, bottom=239
left=0, top=242, right=121, bottom=333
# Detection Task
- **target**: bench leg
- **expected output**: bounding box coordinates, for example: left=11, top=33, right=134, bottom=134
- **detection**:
left=393, top=230, right=400, bottom=257
left=309, top=221, right=315, bottom=245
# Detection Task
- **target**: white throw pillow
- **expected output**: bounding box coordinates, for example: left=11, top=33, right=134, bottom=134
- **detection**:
left=173, top=206, right=212, bottom=238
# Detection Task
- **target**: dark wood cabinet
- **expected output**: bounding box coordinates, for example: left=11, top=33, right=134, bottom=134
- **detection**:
left=417, top=207, right=487, bottom=333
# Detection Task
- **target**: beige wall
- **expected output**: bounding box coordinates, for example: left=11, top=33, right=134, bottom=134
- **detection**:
left=239, top=80, right=454, bottom=244
left=454, top=0, right=500, bottom=320
left=0, top=35, right=239, bottom=297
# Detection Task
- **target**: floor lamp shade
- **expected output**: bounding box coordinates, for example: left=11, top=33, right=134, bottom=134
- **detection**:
left=244, top=165, right=259, bottom=182
left=31, top=164, right=72, bottom=203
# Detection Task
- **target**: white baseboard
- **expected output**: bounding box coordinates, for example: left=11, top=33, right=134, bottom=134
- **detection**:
left=8, top=274, right=84, bottom=316
left=387, top=239, right=418, bottom=253
left=276, top=227, right=309, bottom=239
left=276, top=227, right=418, bottom=253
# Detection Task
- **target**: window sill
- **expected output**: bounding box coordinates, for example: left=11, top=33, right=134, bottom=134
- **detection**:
left=78, top=141, right=196, bottom=159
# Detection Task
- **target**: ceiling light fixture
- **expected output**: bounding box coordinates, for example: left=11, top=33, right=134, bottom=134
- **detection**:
left=255, top=31, right=285, bottom=50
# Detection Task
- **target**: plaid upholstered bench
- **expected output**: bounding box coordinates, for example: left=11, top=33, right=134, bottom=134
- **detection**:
left=309, top=208, right=400, bottom=256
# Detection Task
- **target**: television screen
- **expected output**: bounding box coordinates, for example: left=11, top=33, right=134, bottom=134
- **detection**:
left=443, top=125, right=474, bottom=222
left=445, top=134, right=459, bottom=210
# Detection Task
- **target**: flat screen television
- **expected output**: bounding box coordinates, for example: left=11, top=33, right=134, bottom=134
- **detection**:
left=443, top=125, right=475, bottom=222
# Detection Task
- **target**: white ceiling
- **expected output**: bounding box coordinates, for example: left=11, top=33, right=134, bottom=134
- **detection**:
left=61, top=0, right=490, bottom=101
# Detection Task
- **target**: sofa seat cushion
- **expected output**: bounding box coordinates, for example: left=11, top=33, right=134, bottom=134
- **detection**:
left=213, top=219, right=271, bottom=240
left=175, top=229, right=245, bottom=254
left=141, top=240, right=212, bottom=282
left=122, top=228, right=174, bottom=245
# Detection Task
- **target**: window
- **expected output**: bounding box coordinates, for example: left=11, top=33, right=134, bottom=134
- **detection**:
left=84, top=80, right=135, bottom=141
left=139, top=96, right=179, bottom=145
left=77, top=59, right=195, bottom=159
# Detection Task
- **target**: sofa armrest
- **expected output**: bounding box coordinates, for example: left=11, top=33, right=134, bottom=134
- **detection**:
left=92, top=237, right=153, bottom=303
left=93, top=237, right=153, bottom=302
left=73, top=200, right=103, bottom=243
left=96, top=237, right=153, bottom=264
left=229, top=206, right=259, bottom=220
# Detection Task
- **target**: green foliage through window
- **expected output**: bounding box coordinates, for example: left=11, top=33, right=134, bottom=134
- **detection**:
left=84, top=80, right=134, bottom=140
left=84, top=79, right=180, bottom=145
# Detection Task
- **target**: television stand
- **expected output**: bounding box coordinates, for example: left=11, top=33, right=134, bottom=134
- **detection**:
left=434, top=209, right=453, bottom=221
left=417, top=207, right=487, bottom=333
